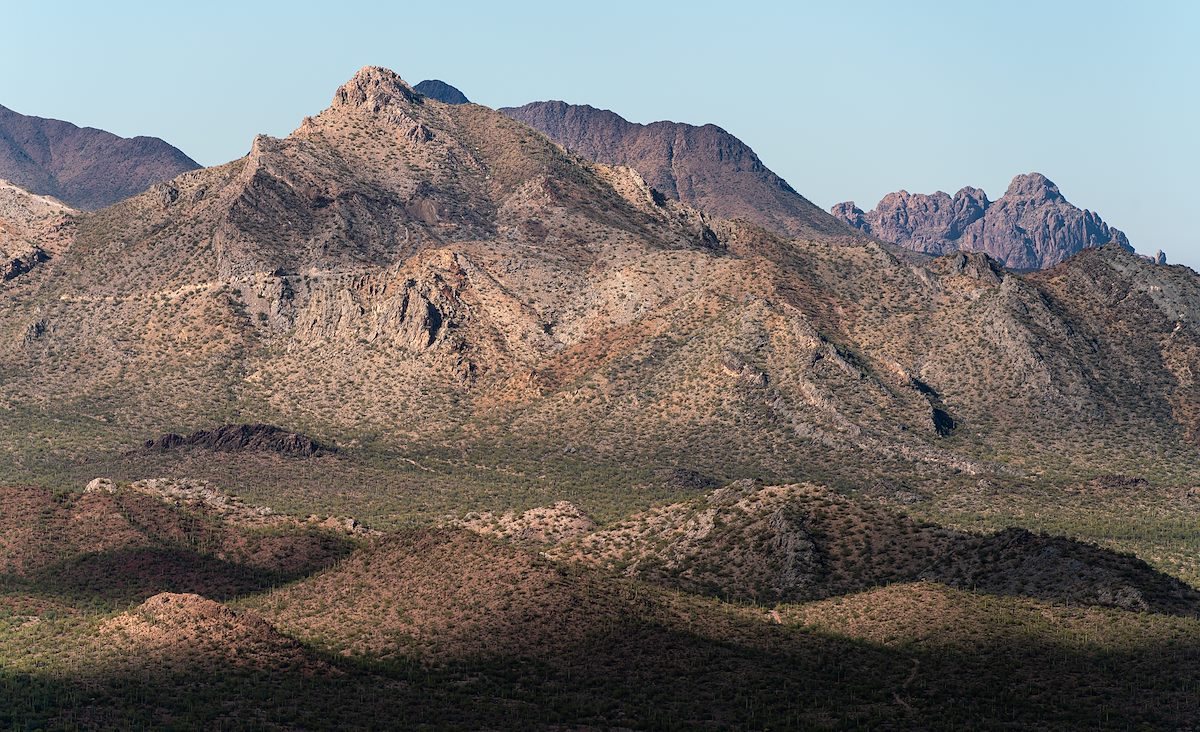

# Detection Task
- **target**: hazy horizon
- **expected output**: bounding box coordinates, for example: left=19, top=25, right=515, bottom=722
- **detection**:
left=2, top=0, right=1195, bottom=268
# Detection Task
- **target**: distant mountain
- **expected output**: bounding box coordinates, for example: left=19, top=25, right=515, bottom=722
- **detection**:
left=501, top=100, right=851, bottom=239
left=0, top=103, right=199, bottom=210
left=414, top=80, right=469, bottom=105
left=831, top=173, right=1136, bottom=270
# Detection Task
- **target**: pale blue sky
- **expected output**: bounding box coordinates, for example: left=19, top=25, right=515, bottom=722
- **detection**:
left=2, top=1, right=1196, bottom=268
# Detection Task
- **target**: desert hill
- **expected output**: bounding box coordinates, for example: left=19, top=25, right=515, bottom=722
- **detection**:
left=0, top=470, right=1197, bottom=728
left=3, top=468, right=1191, bottom=728
left=0, top=480, right=354, bottom=604
left=545, top=481, right=1199, bottom=613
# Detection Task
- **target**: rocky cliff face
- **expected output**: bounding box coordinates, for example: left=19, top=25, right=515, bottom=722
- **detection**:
left=414, top=80, right=470, bottom=105
left=501, top=100, right=853, bottom=240
left=0, top=103, right=199, bottom=210
left=832, top=173, right=1134, bottom=270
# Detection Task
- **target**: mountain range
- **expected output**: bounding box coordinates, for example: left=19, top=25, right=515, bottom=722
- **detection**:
left=0, top=78, right=1156, bottom=271
left=420, top=78, right=843, bottom=240
left=0, top=67, right=1198, bottom=729
left=426, top=78, right=1157, bottom=269
left=6, top=68, right=1193, bottom=479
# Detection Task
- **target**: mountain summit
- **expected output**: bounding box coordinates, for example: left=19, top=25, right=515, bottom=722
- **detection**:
left=414, top=79, right=470, bottom=105
left=831, top=172, right=1133, bottom=270
left=0, top=103, right=199, bottom=210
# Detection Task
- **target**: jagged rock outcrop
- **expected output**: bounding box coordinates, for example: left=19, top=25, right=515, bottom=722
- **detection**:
left=0, top=180, right=75, bottom=281
left=0, top=104, right=199, bottom=210
left=414, top=79, right=470, bottom=105
left=456, top=501, right=596, bottom=544
left=832, top=173, right=1134, bottom=269
left=144, top=424, right=331, bottom=457
left=501, top=100, right=852, bottom=239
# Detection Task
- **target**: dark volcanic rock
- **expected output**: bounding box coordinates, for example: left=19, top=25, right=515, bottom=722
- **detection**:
left=832, top=173, right=1133, bottom=270
left=0, top=104, right=200, bottom=210
left=414, top=80, right=470, bottom=105
left=3, top=247, right=49, bottom=281
left=501, top=100, right=852, bottom=240
left=144, top=424, right=331, bottom=457
left=653, top=467, right=721, bottom=491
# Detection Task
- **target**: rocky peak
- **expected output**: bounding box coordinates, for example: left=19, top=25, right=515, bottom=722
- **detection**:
left=829, top=201, right=864, bottom=228
left=1003, top=172, right=1065, bottom=203
left=333, top=66, right=420, bottom=112
left=954, top=186, right=990, bottom=211
left=414, top=79, right=470, bottom=105
left=831, top=172, right=1135, bottom=269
